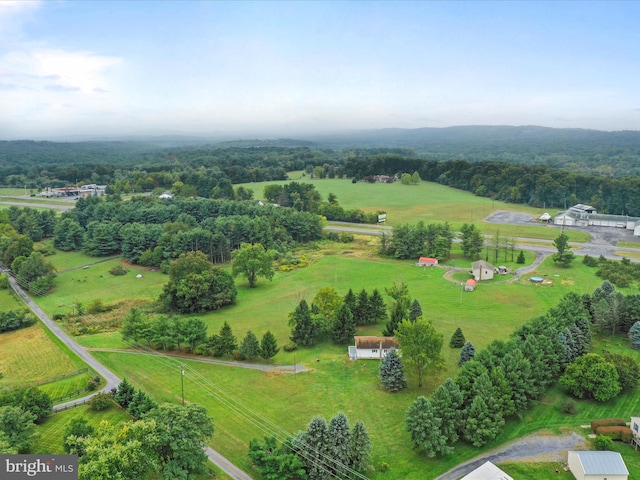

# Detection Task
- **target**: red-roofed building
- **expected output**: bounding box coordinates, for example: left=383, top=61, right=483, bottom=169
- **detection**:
left=416, top=257, right=438, bottom=267
left=464, top=279, right=476, bottom=291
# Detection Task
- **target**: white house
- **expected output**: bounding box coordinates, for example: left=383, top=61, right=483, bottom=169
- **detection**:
left=631, top=416, right=640, bottom=449
left=460, top=461, right=513, bottom=480
left=567, top=451, right=629, bottom=480
left=348, top=336, right=399, bottom=360
left=471, top=260, right=494, bottom=281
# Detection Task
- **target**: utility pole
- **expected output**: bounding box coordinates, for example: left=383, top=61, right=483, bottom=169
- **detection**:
left=180, top=365, right=185, bottom=405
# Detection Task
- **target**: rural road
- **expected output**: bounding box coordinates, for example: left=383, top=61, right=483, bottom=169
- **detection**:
left=4, top=268, right=254, bottom=480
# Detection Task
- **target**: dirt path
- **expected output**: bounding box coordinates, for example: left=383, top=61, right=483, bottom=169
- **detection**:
left=434, top=432, right=588, bottom=480
left=86, top=347, right=308, bottom=373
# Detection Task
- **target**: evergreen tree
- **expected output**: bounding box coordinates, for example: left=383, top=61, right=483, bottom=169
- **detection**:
left=382, top=303, right=404, bottom=337
left=430, top=379, right=464, bottom=446
left=464, top=395, right=499, bottom=447
left=516, top=250, right=525, bottom=264
left=409, top=299, right=423, bottom=322
left=349, top=420, right=372, bottom=475
left=260, top=331, right=280, bottom=361
left=368, top=289, right=387, bottom=324
left=449, top=327, right=465, bottom=348
left=127, top=390, right=157, bottom=419
left=472, top=372, right=505, bottom=432
left=500, top=348, right=533, bottom=414
left=289, top=299, right=316, bottom=346
left=630, top=321, right=640, bottom=350
left=328, top=413, right=351, bottom=478
left=331, top=304, right=356, bottom=344
left=301, top=416, right=331, bottom=480
left=489, top=366, right=516, bottom=418
left=459, top=341, right=476, bottom=365
left=405, top=396, right=451, bottom=457
left=378, top=349, right=407, bottom=392
left=354, top=289, right=370, bottom=326
left=214, top=321, right=237, bottom=357
left=114, top=378, right=135, bottom=409
left=239, top=330, right=261, bottom=360
left=343, top=289, right=357, bottom=313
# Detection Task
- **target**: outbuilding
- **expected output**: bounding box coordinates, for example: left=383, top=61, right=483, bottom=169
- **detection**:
left=416, top=257, right=438, bottom=267
left=464, top=279, right=476, bottom=292
left=471, top=260, right=494, bottom=281
left=567, top=451, right=628, bottom=480
left=459, top=461, right=513, bottom=480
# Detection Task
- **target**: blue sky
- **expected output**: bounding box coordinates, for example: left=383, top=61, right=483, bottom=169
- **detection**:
left=1, top=1, right=640, bottom=139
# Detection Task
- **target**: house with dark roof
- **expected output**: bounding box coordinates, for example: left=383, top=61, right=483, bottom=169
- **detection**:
left=348, top=336, right=399, bottom=360
left=567, top=451, right=628, bottom=480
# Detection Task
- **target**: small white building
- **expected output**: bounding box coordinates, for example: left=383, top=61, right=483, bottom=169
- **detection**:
left=567, top=451, right=629, bottom=480
left=460, top=461, right=513, bottom=480
left=472, top=260, right=494, bottom=281
left=631, top=416, right=640, bottom=449
left=159, top=192, right=173, bottom=199
left=348, top=336, right=399, bottom=360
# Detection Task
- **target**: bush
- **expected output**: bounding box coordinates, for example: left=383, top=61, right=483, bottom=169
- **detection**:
left=108, top=265, right=128, bottom=276
left=583, top=255, right=599, bottom=267
left=591, top=418, right=627, bottom=432
left=52, top=313, right=65, bottom=321
left=283, top=342, right=298, bottom=352
left=560, top=399, right=577, bottom=415
left=593, top=435, right=615, bottom=450
left=86, top=379, right=98, bottom=391
left=594, top=426, right=632, bottom=443
left=325, top=231, right=340, bottom=242
left=0, top=274, right=9, bottom=289
left=89, top=393, right=113, bottom=411
left=86, top=298, right=108, bottom=314
left=338, top=232, right=354, bottom=243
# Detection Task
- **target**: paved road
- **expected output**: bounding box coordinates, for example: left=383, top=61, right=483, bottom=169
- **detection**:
left=4, top=270, right=254, bottom=480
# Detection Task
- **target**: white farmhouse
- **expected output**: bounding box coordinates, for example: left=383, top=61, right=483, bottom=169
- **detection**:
left=348, top=336, right=399, bottom=360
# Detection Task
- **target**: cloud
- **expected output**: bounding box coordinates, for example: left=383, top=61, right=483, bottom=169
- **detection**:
left=45, top=84, right=80, bottom=92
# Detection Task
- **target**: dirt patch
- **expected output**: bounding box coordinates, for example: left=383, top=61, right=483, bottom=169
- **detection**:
left=485, top=211, right=538, bottom=225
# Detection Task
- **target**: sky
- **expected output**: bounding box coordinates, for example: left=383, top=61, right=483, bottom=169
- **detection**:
left=1, top=0, right=640, bottom=140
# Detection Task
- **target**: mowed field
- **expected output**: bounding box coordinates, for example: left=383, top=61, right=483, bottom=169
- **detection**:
left=3, top=178, right=637, bottom=478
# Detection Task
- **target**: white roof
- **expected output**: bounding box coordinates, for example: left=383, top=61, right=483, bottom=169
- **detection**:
left=460, top=461, right=513, bottom=480
left=569, top=451, right=628, bottom=475
left=539, top=212, right=551, bottom=220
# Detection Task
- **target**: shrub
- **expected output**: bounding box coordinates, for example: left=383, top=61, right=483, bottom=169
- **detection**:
left=560, top=399, right=577, bottom=415
left=594, top=426, right=632, bottom=443
left=108, top=265, right=128, bottom=276
left=591, top=418, right=627, bottom=432
left=86, top=379, right=98, bottom=391
left=283, top=342, right=298, bottom=352
left=338, top=232, right=354, bottom=243
left=583, top=255, right=599, bottom=267
left=89, top=393, right=113, bottom=411
left=593, top=435, right=614, bottom=450
left=52, top=313, right=65, bottom=321
left=86, top=298, right=108, bottom=314
left=325, top=231, right=340, bottom=242
left=0, top=274, right=9, bottom=289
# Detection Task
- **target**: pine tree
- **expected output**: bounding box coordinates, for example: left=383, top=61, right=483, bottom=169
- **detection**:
left=431, top=378, right=464, bottom=446
left=516, top=250, right=525, bottom=264
left=260, top=331, right=280, bottom=361
left=354, top=289, right=370, bottom=326
left=331, top=304, right=356, bottom=344
left=239, top=330, right=261, bottom=360
left=349, top=420, right=372, bottom=474
left=216, top=321, right=237, bottom=356
left=382, top=303, right=404, bottom=336
left=473, top=372, right=505, bottom=432
left=302, top=416, right=331, bottom=480
left=464, top=395, right=499, bottom=447
left=405, top=396, right=451, bottom=457
left=369, top=288, right=387, bottom=324
left=459, top=341, right=476, bottom=365
left=449, top=327, right=465, bottom=348
left=328, top=413, right=351, bottom=478
left=378, top=349, right=407, bottom=392
left=127, top=390, right=157, bottom=418
left=629, top=321, right=640, bottom=350
left=343, top=288, right=357, bottom=313
left=114, top=378, right=135, bottom=408
left=409, top=299, right=423, bottom=322
left=289, top=299, right=316, bottom=346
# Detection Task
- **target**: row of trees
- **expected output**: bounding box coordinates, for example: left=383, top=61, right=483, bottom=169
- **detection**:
left=379, top=222, right=454, bottom=261
left=0, top=309, right=36, bottom=334
left=288, top=287, right=387, bottom=347
left=249, top=412, right=372, bottom=480
left=405, top=292, right=594, bottom=455
left=121, top=308, right=280, bottom=361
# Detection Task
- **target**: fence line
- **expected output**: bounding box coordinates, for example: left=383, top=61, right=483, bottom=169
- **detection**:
left=0, top=368, right=89, bottom=394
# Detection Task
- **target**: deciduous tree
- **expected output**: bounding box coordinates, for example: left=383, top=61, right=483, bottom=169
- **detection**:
left=552, top=232, right=575, bottom=266
left=232, top=242, right=276, bottom=288
left=396, top=318, right=444, bottom=387
left=560, top=353, right=621, bottom=402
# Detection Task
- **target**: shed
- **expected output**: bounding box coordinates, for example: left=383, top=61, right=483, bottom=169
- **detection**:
left=471, top=260, right=494, bottom=281
left=348, top=336, right=399, bottom=360
left=631, top=416, right=640, bottom=449
left=464, top=279, right=476, bottom=292
left=416, top=257, right=438, bottom=267
left=567, top=451, right=628, bottom=480
left=460, top=461, right=513, bottom=480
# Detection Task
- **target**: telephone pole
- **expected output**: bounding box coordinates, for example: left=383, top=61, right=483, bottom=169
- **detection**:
left=180, top=365, right=185, bottom=405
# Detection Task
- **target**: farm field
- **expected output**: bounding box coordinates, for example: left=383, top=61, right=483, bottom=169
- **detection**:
left=239, top=178, right=590, bottom=242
